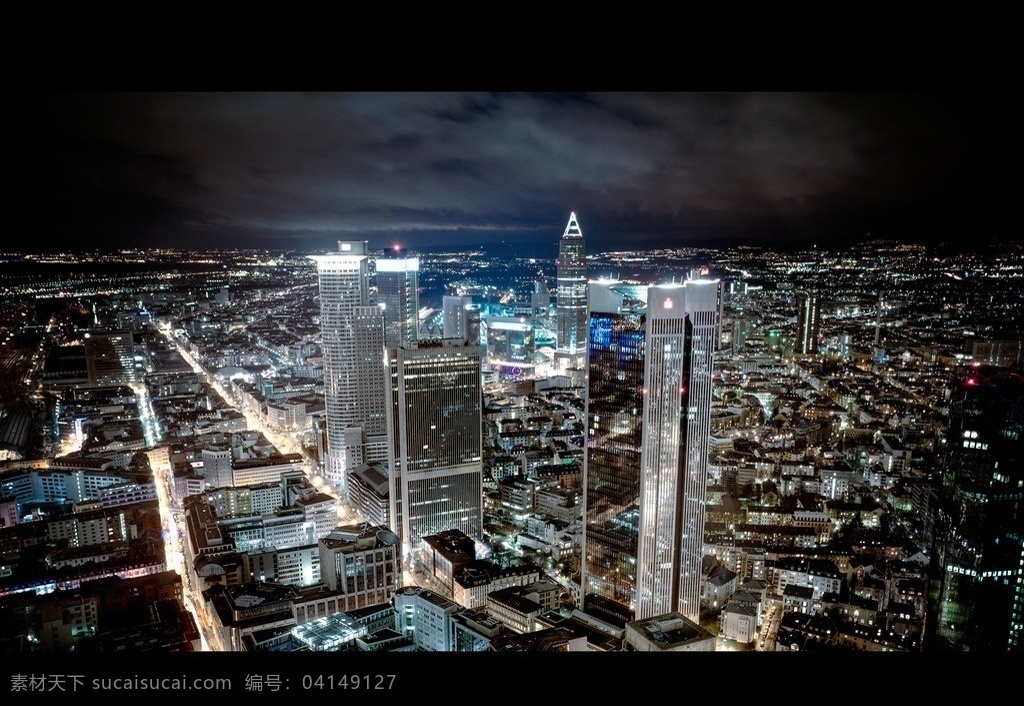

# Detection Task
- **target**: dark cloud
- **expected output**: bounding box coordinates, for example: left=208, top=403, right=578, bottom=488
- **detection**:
left=25, top=91, right=1001, bottom=254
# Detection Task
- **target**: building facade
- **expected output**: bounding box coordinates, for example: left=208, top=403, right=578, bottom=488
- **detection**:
left=581, top=279, right=718, bottom=623
left=932, top=365, right=1024, bottom=652
left=84, top=331, right=137, bottom=386
left=386, top=340, right=484, bottom=567
left=318, top=524, right=400, bottom=612
left=582, top=281, right=647, bottom=614
left=635, top=281, right=718, bottom=622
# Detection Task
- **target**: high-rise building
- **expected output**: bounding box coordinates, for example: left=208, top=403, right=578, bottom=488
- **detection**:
left=375, top=256, right=420, bottom=350
left=84, top=330, right=136, bottom=386
left=635, top=281, right=718, bottom=622
left=532, top=280, right=552, bottom=320
left=795, top=291, right=821, bottom=355
left=931, top=365, right=1024, bottom=652
left=386, top=340, right=484, bottom=567
left=485, top=316, right=535, bottom=379
left=581, top=278, right=718, bottom=623
left=443, top=295, right=480, bottom=345
left=201, top=446, right=233, bottom=489
left=556, top=212, right=588, bottom=370
left=582, top=281, right=647, bottom=613
left=689, top=269, right=724, bottom=351
left=310, top=241, right=388, bottom=500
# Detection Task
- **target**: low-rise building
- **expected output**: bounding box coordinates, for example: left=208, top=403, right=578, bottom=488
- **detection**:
left=623, top=613, right=717, bottom=652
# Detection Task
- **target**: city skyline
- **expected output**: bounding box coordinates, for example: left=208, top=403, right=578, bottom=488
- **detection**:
left=2, top=229, right=1021, bottom=664
left=27, top=92, right=1003, bottom=256
left=3, top=86, right=1021, bottom=688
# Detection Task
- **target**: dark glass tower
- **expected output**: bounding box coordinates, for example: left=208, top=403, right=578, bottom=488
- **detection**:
left=386, top=340, right=484, bottom=568
left=931, top=365, right=1024, bottom=651
left=581, top=281, right=646, bottom=613
left=84, top=330, right=136, bottom=386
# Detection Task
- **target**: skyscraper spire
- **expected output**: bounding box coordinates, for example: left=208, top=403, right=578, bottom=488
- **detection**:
left=563, top=211, right=583, bottom=238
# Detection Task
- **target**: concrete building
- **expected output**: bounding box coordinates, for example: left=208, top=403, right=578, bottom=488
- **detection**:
left=623, top=612, right=717, bottom=652
left=318, top=524, right=400, bottom=612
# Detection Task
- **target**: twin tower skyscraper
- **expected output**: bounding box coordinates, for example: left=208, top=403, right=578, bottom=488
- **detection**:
left=314, top=215, right=718, bottom=622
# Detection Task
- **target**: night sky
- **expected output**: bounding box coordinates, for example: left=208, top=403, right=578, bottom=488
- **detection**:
left=25, top=91, right=1004, bottom=255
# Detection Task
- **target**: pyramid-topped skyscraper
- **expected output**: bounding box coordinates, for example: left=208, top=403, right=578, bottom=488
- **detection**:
left=556, top=211, right=588, bottom=370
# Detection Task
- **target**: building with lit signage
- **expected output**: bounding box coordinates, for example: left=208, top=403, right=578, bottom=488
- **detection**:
left=556, top=212, right=588, bottom=370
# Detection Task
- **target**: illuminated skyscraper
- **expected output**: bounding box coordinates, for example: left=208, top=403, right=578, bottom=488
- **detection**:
left=311, top=241, right=388, bottom=500
left=931, top=366, right=1024, bottom=652
left=376, top=256, right=420, bottom=350
left=581, top=279, right=718, bottom=623
left=556, top=212, right=588, bottom=369
left=795, top=291, right=821, bottom=355
left=386, top=340, right=484, bottom=567
left=635, top=281, right=718, bottom=622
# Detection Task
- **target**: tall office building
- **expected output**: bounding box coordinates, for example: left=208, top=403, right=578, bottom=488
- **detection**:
left=84, top=330, right=136, bottom=386
left=932, top=366, right=1023, bottom=652
left=635, top=281, right=718, bottom=622
left=581, top=279, right=718, bottom=623
left=376, top=256, right=420, bottom=350
left=311, top=241, right=388, bottom=500
left=795, top=291, right=821, bottom=355
left=556, top=212, right=588, bottom=370
left=689, top=269, right=724, bottom=351
left=386, top=340, right=484, bottom=567
left=201, top=446, right=233, bottom=490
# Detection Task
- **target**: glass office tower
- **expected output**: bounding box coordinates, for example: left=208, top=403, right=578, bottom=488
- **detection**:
left=386, top=340, right=484, bottom=568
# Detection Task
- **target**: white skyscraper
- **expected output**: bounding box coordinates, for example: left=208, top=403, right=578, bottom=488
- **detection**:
left=443, top=294, right=479, bottom=344
left=634, top=280, right=718, bottom=622
left=311, top=241, right=388, bottom=500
